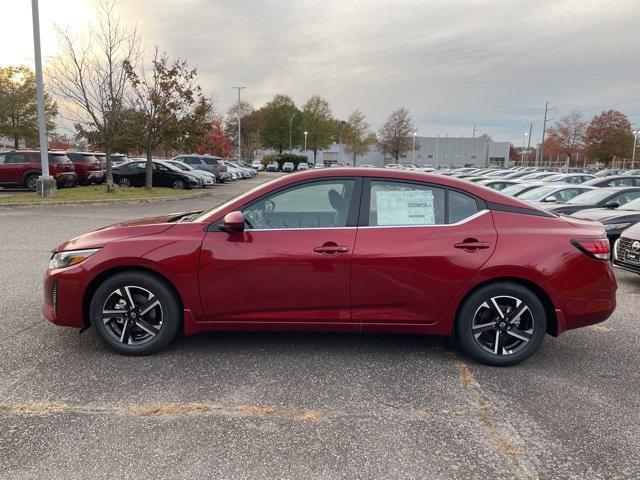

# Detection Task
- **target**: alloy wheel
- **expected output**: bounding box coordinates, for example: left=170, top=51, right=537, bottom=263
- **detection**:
left=26, top=176, right=38, bottom=191
left=101, top=286, right=163, bottom=346
left=471, top=295, right=534, bottom=356
left=172, top=179, right=185, bottom=189
left=118, top=178, right=131, bottom=187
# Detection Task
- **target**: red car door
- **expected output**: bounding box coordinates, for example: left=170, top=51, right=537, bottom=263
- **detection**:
left=199, top=178, right=361, bottom=326
left=0, top=152, right=31, bottom=184
left=351, top=179, right=497, bottom=329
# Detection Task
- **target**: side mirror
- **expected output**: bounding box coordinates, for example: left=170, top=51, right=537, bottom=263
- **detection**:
left=222, top=211, right=245, bottom=232
left=544, top=196, right=558, bottom=203
left=603, top=201, right=619, bottom=209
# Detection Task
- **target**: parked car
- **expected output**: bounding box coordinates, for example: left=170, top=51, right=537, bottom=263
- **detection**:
left=112, top=160, right=200, bottom=189
left=44, top=168, right=616, bottom=366
left=93, top=153, right=128, bottom=167
left=544, top=187, right=640, bottom=215
left=570, top=197, right=640, bottom=245
left=518, top=172, right=558, bottom=182
left=164, top=160, right=216, bottom=187
left=282, top=162, right=295, bottom=172
left=613, top=222, right=640, bottom=274
left=0, top=150, right=77, bottom=190
left=499, top=183, right=543, bottom=197
left=226, top=160, right=255, bottom=178
left=266, top=162, right=279, bottom=172
left=595, top=168, right=625, bottom=177
left=66, top=152, right=104, bottom=185
left=582, top=175, right=640, bottom=188
left=251, top=160, right=264, bottom=171
left=297, top=162, right=309, bottom=171
left=173, top=155, right=228, bottom=183
left=515, top=185, right=596, bottom=205
left=476, top=179, right=521, bottom=191
left=543, top=173, right=596, bottom=184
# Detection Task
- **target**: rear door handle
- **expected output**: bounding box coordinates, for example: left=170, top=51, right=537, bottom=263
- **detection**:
left=454, top=240, right=490, bottom=251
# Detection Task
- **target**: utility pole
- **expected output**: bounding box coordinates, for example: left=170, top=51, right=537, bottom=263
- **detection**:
left=539, top=102, right=555, bottom=168
left=233, top=87, right=246, bottom=161
left=472, top=126, right=477, bottom=138
left=30, top=0, right=53, bottom=196
left=289, top=112, right=299, bottom=153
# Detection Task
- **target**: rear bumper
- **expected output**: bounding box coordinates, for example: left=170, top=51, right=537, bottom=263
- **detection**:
left=55, top=172, right=78, bottom=185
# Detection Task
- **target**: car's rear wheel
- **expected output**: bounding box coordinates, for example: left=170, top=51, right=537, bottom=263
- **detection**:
left=89, top=271, right=181, bottom=355
left=117, top=177, right=131, bottom=187
left=456, top=282, right=546, bottom=366
left=25, top=174, right=38, bottom=191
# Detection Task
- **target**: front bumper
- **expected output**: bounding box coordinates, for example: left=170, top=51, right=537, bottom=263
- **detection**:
left=87, top=170, right=105, bottom=180
left=43, top=264, right=87, bottom=328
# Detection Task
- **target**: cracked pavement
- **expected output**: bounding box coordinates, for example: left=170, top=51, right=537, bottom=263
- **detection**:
left=0, top=174, right=639, bottom=479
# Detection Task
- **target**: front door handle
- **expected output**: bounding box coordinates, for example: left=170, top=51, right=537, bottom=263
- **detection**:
left=314, top=242, right=350, bottom=254
left=454, top=239, right=490, bottom=251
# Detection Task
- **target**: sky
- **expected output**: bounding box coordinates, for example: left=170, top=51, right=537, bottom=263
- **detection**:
left=3, top=0, right=640, bottom=146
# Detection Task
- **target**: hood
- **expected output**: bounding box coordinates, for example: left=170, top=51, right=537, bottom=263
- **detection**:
left=54, top=212, right=194, bottom=252
left=571, top=208, right=640, bottom=223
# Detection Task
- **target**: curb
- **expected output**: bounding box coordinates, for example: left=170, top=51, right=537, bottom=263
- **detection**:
left=0, top=189, right=214, bottom=209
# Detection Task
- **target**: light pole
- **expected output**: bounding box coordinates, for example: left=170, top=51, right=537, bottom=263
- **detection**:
left=521, top=133, right=528, bottom=166
left=30, top=0, right=53, bottom=196
left=412, top=132, right=417, bottom=164
left=303, top=131, right=308, bottom=158
left=289, top=112, right=299, bottom=153
left=633, top=130, right=639, bottom=170
left=233, top=86, right=246, bottom=160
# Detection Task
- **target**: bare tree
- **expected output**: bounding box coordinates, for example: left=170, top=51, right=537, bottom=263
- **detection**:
left=343, top=109, right=376, bottom=166
left=48, top=0, right=140, bottom=191
left=378, top=108, right=415, bottom=162
left=125, top=47, right=200, bottom=189
left=546, top=111, right=587, bottom=162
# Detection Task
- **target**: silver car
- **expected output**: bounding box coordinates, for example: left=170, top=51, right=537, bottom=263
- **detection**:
left=166, top=160, right=216, bottom=186
left=516, top=184, right=597, bottom=205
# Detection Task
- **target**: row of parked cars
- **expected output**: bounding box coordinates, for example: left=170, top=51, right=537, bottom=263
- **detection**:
left=0, top=150, right=259, bottom=191
left=253, top=161, right=312, bottom=172
left=431, top=165, right=640, bottom=274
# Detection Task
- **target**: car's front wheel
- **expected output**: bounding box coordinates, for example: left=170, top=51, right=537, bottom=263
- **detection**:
left=172, top=179, right=185, bottom=189
left=117, top=177, right=131, bottom=187
left=456, top=282, right=547, bottom=366
left=89, top=271, right=181, bottom=355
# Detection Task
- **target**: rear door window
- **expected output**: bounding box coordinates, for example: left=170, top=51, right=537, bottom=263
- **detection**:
left=5, top=153, right=28, bottom=163
left=368, top=180, right=445, bottom=226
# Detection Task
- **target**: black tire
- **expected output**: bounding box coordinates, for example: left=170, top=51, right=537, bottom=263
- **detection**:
left=456, top=282, right=547, bottom=366
left=25, top=174, right=38, bottom=191
left=172, top=179, right=186, bottom=189
left=117, top=177, right=131, bottom=187
left=89, top=271, right=181, bottom=355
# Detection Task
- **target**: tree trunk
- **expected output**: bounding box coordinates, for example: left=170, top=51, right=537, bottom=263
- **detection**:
left=105, top=144, right=115, bottom=193
left=145, top=149, right=153, bottom=189
left=14, top=135, right=19, bottom=149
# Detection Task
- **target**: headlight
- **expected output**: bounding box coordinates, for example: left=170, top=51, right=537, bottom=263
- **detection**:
left=49, top=248, right=100, bottom=269
left=604, top=223, right=631, bottom=232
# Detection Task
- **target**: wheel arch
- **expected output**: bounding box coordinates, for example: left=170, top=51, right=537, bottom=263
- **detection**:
left=82, top=266, right=184, bottom=328
left=453, top=276, right=558, bottom=337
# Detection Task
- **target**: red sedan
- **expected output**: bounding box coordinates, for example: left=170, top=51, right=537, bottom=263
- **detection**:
left=43, top=168, right=617, bottom=365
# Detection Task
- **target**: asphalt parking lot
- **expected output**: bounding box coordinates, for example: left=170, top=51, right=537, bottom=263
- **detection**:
left=0, top=172, right=638, bottom=480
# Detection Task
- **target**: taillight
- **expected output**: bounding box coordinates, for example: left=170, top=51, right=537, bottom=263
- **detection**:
left=571, top=238, right=610, bottom=260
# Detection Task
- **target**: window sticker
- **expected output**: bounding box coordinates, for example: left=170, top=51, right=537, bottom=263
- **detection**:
left=376, top=189, right=435, bottom=225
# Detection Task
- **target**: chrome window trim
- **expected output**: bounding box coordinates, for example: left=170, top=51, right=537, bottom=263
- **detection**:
left=243, top=210, right=489, bottom=232
left=359, top=209, right=489, bottom=229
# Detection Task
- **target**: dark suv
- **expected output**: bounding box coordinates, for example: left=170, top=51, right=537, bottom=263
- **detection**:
left=66, top=152, right=104, bottom=184
left=0, top=150, right=77, bottom=190
left=174, top=155, right=229, bottom=182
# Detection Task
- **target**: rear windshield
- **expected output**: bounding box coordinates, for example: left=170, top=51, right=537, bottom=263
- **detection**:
left=518, top=186, right=557, bottom=200
left=48, top=153, right=72, bottom=163
left=68, top=153, right=98, bottom=162
left=203, top=158, right=224, bottom=166
left=501, top=184, right=531, bottom=196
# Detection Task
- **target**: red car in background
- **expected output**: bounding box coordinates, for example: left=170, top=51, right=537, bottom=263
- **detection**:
left=43, top=168, right=617, bottom=365
left=66, top=152, right=105, bottom=184
left=0, top=150, right=77, bottom=190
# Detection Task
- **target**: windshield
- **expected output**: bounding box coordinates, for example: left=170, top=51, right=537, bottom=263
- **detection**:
left=567, top=189, right=616, bottom=205
left=618, top=198, right=640, bottom=211
left=169, top=162, right=190, bottom=171
left=192, top=179, right=280, bottom=222
left=501, top=184, right=530, bottom=196
left=518, top=186, right=557, bottom=200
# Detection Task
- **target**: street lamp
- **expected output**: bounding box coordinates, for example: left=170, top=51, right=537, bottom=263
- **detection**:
left=412, top=132, right=417, bottom=164
left=633, top=130, right=639, bottom=170
left=233, top=86, right=246, bottom=160
left=289, top=112, right=299, bottom=153
left=522, top=133, right=528, bottom=166
left=304, top=131, right=308, bottom=157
